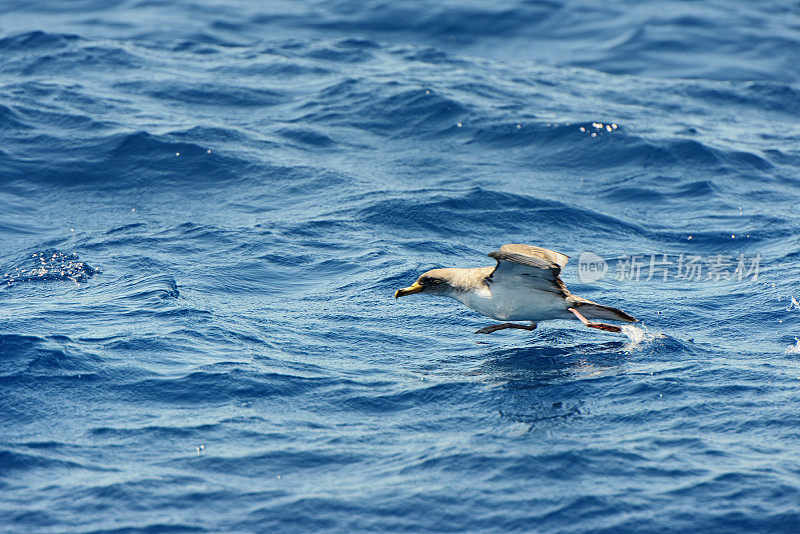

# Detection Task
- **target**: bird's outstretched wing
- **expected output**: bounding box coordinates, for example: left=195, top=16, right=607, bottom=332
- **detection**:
left=487, top=244, right=570, bottom=294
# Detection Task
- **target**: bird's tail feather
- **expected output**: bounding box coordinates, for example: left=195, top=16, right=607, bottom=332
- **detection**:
left=572, top=298, right=636, bottom=322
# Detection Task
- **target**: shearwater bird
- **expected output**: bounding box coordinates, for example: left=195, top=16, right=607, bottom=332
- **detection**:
left=394, top=244, right=635, bottom=334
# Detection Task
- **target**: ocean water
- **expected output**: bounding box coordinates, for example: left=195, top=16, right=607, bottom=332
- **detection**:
left=2, top=1, right=800, bottom=532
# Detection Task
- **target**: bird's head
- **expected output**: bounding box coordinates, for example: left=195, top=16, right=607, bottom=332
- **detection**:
left=394, top=269, right=453, bottom=299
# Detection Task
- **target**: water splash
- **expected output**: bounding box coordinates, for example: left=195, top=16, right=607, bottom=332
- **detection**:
left=3, top=249, right=98, bottom=285
left=621, top=324, right=660, bottom=349
left=786, top=338, right=800, bottom=354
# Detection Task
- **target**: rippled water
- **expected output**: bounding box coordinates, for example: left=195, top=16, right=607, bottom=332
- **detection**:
left=2, top=1, right=800, bottom=532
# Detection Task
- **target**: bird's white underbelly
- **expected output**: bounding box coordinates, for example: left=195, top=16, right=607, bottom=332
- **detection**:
left=454, top=284, right=569, bottom=322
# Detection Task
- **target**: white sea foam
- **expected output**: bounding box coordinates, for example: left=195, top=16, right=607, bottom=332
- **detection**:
left=621, top=324, right=661, bottom=349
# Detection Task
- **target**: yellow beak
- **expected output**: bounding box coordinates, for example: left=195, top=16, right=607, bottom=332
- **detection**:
left=394, top=282, right=423, bottom=299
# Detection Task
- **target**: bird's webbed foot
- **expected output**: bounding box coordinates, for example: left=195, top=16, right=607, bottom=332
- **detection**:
left=475, top=322, right=537, bottom=334
left=567, top=308, right=622, bottom=333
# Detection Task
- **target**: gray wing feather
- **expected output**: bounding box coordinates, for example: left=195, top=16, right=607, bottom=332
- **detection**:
left=498, top=244, right=569, bottom=268
left=487, top=245, right=569, bottom=295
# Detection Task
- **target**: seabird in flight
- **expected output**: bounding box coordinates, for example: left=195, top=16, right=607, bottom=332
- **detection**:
left=394, top=244, right=635, bottom=334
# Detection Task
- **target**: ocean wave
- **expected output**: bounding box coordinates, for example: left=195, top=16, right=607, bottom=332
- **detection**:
left=349, top=187, right=644, bottom=237
left=3, top=2, right=800, bottom=532
left=0, top=30, right=79, bottom=52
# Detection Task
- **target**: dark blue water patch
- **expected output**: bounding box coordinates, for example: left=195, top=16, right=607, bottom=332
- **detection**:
left=115, top=80, right=288, bottom=108
left=0, top=192, right=54, bottom=236
left=107, top=131, right=213, bottom=160
left=108, top=273, right=179, bottom=301
left=276, top=127, right=337, bottom=149
left=0, top=30, right=79, bottom=52
left=350, top=187, right=644, bottom=238
left=459, top=120, right=777, bottom=178
left=104, top=223, right=147, bottom=236
left=303, top=1, right=561, bottom=41
left=0, top=35, right=144, bottom=77
left=340, top=381, right=476, bottom=414
left=0, top=334, right=51, bottom=377
left=293, top=81, right=471, bottom=136
left=599, top=184, right=669, bottom=204
left=0, top=79, right=121, bottom=125
left=178, top=448, right=365, bottom=478
left=684, top=81, right=800, bottom=117
left=164, top=125, right=253, bottom=147
left=393, top=44, right=457, bottom=65
left=466, top=121, right=594, bottom=149
left=211, top=57, right=333, bottom=78
left=304, top=40, right=378, bottom=63
left=11, top=102, right=110, bottom=133
left=113, top=369, right=375, bottom=405
left=4, top=130, right=247, bottom=189
left=160, top=29, right=252, bottom=50
left=0, top=102, right=31, bottom=131
left=670, top=179, right=717, bottom=198
left=0, top=448, right=102, bottom=473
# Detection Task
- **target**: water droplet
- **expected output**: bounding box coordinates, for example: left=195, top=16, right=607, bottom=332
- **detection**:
left=456, top=122, right=462, bottom=128
left=175, top=152, right=180, bottom=157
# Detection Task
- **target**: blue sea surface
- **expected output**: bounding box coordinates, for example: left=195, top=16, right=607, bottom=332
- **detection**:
left=2, top=1, right=800, bottom=532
